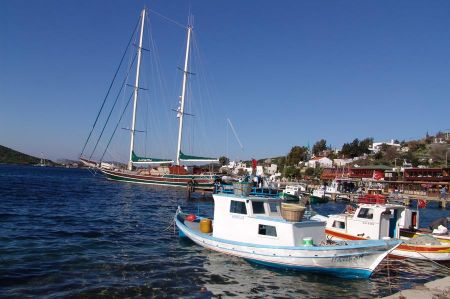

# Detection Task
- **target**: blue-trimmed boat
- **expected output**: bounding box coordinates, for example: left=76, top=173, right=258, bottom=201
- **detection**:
left=175, top=193, right=401, bottom=278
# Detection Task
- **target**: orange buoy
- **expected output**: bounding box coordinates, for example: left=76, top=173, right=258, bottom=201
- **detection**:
left=185, top=214, right=196, bottom=222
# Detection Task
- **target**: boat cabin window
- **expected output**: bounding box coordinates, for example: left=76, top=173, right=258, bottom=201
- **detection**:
left=357, top=208, right=374, bottom=219
left=230, top=200, right=247, bottom=215
left=258, top=224, right=277, bottom=237
left=269, top=202, right=279, bottom=213
left=252, top=201, right=265, bottom=214
left=332, top=220, right=346, bottom=229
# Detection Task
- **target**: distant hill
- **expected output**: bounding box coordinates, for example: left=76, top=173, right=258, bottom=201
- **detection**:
left=0, top=145, right=54, bottom=165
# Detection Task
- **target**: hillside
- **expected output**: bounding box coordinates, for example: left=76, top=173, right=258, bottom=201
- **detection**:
left=0, top=145, right=52, bottom=165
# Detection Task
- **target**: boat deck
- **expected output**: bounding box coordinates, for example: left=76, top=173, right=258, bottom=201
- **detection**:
left=183, top=218, right=213, bottom=236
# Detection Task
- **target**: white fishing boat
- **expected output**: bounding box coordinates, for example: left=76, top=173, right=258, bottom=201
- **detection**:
left=79, top=8, right=219, bottom=190
left=280, top=184, right=306, bottom=200
left=175, top=192, right=401, bottom=278
left=325, top=195, right=450, bottom=261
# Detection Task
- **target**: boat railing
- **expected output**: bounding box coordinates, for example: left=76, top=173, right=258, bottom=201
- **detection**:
left=214, top=183, right=279, bottom=197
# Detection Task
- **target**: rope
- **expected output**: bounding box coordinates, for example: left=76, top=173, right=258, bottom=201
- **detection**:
left=80, top=17, right=141, bottom=158
left=147, top=8, right=187, bottom=29
left=402, top=243, right=450, bottom=271
left=163, top=219, right=176, bottom=232
left=88, top=53, right=137, bottom=161
left=386, top=255, right=392, bottom=294
left=99, top=92, right=135, bottom=162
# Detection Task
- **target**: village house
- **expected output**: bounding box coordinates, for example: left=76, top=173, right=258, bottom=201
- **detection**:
left=333, top=158, right=353, bottom=167
left=306, top=156, right=333, bottom=168
left=368, top=139, right=401, bottom=153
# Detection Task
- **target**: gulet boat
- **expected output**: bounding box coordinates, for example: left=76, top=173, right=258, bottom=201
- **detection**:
left=79, top=8, right=219, bottom=191
left=175, top=192, right=401, bottom=278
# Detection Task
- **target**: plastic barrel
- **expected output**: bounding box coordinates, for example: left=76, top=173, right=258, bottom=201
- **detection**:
left=200, top=218, right=212, bottom=233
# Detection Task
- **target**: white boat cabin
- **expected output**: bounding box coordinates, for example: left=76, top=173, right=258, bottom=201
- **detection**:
left=326, top=203, right=418, bottom=239
left=212, top=193, right=328, bottom=246
left=284, top=184, right=306, bottom=195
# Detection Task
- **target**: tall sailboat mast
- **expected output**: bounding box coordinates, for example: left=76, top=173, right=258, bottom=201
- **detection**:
left=128, top=8, right=146, bottom=171
left=176, top=23, right=192, bottom=166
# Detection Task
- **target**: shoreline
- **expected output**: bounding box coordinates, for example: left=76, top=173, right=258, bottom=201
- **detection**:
left=382, top=276, right=450, bottom=298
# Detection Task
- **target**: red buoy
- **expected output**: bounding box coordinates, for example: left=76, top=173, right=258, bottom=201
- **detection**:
left=185, top=214, right=196, bottom=221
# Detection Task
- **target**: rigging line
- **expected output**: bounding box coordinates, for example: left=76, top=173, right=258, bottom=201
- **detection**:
left=80, top=16, right=141, bottom=158
left=147, top=8, right=187, bottom=29
left=100, top=92, right=135, bottom=163
left=88, top=52, right=138, bottom=161
left=227, top=118, right=244, bottom=150
left=147, top=13, right=176, bottom=154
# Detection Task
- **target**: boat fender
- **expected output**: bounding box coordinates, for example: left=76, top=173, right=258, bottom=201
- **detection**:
left=346, top=205, right=355, bottom=214
left=185, top=214, right=196, bottom=222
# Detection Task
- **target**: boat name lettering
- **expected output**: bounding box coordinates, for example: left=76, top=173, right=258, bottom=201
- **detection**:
left=362, top=221, right=375, bottom=226
left=331, top=254, right=364, bottom=263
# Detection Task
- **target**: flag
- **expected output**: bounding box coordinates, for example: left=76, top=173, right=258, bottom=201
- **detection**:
left=418, top=199, right=427, bottom=209
left=252, top=159, right=257, bottom=170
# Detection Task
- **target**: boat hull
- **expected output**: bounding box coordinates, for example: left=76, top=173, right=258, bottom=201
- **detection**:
left=400, top=228, right=450, bottom=244
left=309, top=195, right=329, bottom=204
left=101, top=169, right=217, bottom=191
left=326, top=228, right=450, bottom=261
left=176, top=214, right=399, bottom=279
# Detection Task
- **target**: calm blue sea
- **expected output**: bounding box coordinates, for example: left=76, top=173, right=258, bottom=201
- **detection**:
left=0, top=164, right=449, bottom=298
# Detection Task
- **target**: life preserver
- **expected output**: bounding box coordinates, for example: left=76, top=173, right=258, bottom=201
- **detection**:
left=346, top=205, right=355, bottom=214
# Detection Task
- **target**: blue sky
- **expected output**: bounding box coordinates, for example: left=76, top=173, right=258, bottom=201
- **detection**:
left=1, top=1, right=449, bottom=162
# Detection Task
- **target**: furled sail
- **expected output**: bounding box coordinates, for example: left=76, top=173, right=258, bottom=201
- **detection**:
left=132, top=151, right=174, bottom=164
left=179, top=151, right=218, bottom=162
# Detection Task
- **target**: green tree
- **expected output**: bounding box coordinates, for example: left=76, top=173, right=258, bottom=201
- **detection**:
left=340, top=137, right=373, bottom=158
left=218, top=156, right=229, bottom=166
left=284, top=166, right=295, bottom=178
left=286, top=146, right=309, bottom=166
left=304, top=167, right=315, bottom=176
left=312, top=139, right=327, bottom=155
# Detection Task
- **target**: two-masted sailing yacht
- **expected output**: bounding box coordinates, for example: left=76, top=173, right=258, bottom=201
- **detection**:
left=80, top=8, right=219, bottom=191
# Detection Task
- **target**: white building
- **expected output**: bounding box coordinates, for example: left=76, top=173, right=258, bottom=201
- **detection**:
left=264, top=164, right=278, bottom=175
left=306, top=156, right=333, bottom=168
left=333, top=158, right=353, bottom=167
left=368, top=139, right=401, bottom=153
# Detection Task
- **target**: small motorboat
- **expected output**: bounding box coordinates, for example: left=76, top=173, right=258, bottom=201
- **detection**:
left=175, top=192, right=400, bottom=278
left=325, top=195, right=450, bottom=261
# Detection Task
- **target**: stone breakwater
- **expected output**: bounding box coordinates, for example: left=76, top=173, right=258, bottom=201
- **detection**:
left=382, top=276, right=450, bottom=299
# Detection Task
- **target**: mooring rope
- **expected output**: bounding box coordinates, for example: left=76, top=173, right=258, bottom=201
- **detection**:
left=402, top=242, right=450, bottom=271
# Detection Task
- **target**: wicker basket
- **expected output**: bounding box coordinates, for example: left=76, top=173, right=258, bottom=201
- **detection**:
left=281, top=203, right=306, bottom=222
left=233, top=182, right=252, bottom=197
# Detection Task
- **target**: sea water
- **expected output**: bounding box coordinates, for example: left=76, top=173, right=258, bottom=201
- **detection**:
left=0, top=164, right=448, bottom=298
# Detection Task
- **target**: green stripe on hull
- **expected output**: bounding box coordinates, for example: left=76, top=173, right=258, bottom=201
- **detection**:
left=103, top=171, right=214, bottom=189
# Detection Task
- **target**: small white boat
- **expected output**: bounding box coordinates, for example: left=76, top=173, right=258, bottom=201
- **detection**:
left=175, top=193, right=400, bottom=278
left=325, top=195, right=450, bottom=261
left=280, top=184, right=305, bottom=200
